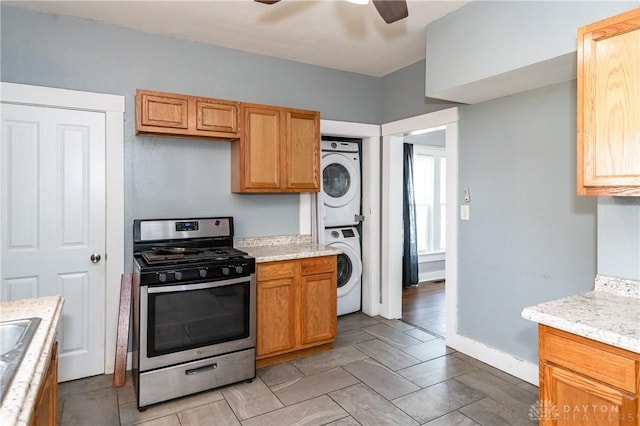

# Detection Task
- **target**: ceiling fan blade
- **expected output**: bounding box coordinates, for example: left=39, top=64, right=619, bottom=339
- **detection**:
left=255, top=0, right=281, bottom=4
left=372, top=0, right=408, bottom=24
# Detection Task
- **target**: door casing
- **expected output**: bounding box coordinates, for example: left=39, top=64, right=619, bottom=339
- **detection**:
left=0, top=82, right=125, bottom=376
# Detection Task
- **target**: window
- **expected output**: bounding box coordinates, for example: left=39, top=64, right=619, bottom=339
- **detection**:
left=413, top=146, right=446, bottom=254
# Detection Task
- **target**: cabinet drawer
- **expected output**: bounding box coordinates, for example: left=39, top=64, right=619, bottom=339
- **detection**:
left=542, top=327, right=637, bottom=393
left=301, top=256, right=336, bottom=275
left=257, top=261, right=296, bottom=280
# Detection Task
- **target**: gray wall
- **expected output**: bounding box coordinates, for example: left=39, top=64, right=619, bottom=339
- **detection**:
left=598, top=198, right=640, bottom=280
left=457, top=81, right=597, bottom=363
left=381, top=59, right=458, bottom=123
left=424, top=1, right=639, bottom=102
left=414, top=0, right=637, bottom=366
left=1, top=5, right=381, bottom=272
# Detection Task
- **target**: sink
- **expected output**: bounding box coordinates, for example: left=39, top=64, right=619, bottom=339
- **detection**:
left=0, top=317, right=41, bottom=402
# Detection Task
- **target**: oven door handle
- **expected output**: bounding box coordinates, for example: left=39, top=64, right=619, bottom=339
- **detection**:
left=147, top=276, right=250, bottom=293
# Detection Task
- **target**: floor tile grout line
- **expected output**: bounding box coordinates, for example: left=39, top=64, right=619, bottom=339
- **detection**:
left=218, top=386, right=247, bottom=425
left=240, top=369, right=365, bottom=424
left=59, top=312, right=539, bottom=426
left=354, top=338, right=424, bottom=370
left=399, top=319, right=445, bottom=340
left=324, top=381, right=417, bottom=425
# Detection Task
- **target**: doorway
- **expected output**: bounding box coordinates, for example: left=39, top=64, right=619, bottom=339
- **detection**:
left=379, top=107, right=458, bottom=345
left=401, top=129, right=447, bottom=337
left=0, top=82, right=125, bottom=380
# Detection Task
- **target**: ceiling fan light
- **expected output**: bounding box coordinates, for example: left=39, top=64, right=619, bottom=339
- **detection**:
left=347, top=0, right=369, bottom=5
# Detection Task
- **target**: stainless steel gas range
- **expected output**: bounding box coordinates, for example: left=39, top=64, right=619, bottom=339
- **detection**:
left=131, top=217, right=256, bottom=409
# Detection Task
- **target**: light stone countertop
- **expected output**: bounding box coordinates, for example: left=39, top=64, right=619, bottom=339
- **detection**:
left=0, top=296, right=64, bottom=426
left=521, top=275, right=640, bottom=354
left=235, top=234, right=342, bottom=263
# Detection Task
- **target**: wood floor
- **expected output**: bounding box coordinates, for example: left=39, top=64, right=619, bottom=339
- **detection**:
left=402, top=280, right=445, bottom=338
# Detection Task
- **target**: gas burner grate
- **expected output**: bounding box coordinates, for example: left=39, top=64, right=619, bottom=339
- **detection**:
left=140, top=247, right=248, bottom=266
left=142, top=251, right=186, bottom=264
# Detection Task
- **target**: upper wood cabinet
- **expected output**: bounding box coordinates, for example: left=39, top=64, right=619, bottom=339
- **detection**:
left=285, top=109, right=322, bottom=191
left=136, top=89, right=320, bottom=193
left=136, top=89, right=239, bottom=139
left=231, top=103, right=320, bottom=193
left=577, top=8, right=640, bottom=196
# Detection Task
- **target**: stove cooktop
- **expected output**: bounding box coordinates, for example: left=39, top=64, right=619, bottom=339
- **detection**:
left=140, top=246, right=249, bottom=266
left=132, top=217, right=255, bottom=285
left=134, top=251, right=255, bottom=285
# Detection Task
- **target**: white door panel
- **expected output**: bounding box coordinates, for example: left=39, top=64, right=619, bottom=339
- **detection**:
left=1, top=103, right=106, bottom=381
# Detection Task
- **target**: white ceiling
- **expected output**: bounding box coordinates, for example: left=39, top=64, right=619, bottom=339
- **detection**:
left=9, top=0, right=471, bottom=77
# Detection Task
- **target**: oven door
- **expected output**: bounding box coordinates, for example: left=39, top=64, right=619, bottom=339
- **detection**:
left=139, top=275, right=255, bottom=371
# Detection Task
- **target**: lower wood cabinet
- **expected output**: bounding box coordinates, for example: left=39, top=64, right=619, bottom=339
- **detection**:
left=538, top=325, right=640, bottom=426
left=31, top=341, right=58, bottom=426
left=256, top=256, right=337, bottom=367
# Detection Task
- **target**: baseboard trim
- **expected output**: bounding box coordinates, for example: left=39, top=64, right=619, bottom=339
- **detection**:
left=447, top=333, right=539, bottom=386
left=419, top=271, right=445, bottom=282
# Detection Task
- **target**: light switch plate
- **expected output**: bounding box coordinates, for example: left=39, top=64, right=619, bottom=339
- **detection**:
left=460, top=205, right=470, bottom=221
left=463, top=187, right=471, bottom=202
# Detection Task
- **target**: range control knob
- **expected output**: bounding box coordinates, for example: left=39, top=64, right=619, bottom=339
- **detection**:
left=174, top=271, right=183, bottom=281
left=221, top=267, right=230, bottom=276
left=158, top=273, right=167, bottom=283
left=198, top=269, right=207, bottom=278
left=235, top=266, right=243, bottom=274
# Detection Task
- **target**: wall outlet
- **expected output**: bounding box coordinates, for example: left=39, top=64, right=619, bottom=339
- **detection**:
left=460, top=205, right=470, bottom=221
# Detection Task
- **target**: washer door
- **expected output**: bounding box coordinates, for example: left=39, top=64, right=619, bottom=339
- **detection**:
left=327, top=241, right=362, bottom=298
left=322, top=152, right=359, bottom=208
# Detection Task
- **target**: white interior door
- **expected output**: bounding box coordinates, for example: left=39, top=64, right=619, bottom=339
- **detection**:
left=1, top=103, right=106, bottom=381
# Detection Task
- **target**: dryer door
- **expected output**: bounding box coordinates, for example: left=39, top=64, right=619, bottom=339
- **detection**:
left=328, top=242, right=362, bottom=298
left=322, top=152, right=359, bottom=208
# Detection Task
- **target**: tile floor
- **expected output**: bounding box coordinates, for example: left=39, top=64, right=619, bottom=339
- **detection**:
left=58, top=313, right=539, bottom=425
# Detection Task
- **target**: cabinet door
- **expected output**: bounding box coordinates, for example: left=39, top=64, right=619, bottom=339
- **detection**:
left=256, top=277, right=296, bottom=357
left=577, top=8, right=640, bottom=196
left=541, top=363, right=638, bottom=426
left=284, top=109, right=320, bottom=191
left=240, top=105, right=282, bottom=190
left=195, top=99, right=239, bottom=136
left=299, top=270, right=337, bottom=346
left=137, top=90, right=189, bottom=133
left=256, top=261, right=297, bottom=358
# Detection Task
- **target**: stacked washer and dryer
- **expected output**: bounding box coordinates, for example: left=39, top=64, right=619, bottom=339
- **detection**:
left=321, top=139, right=363, bottom=316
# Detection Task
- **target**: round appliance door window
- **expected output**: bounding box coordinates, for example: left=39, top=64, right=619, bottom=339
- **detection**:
left=336, top=253, right=353, bottom=289
left=322, top=153, right=359, bottom=208
left=323, top=163, right=351, bottom=199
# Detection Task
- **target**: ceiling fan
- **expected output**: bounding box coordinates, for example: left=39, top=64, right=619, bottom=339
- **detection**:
left=255, top=0, right=409, bottom=24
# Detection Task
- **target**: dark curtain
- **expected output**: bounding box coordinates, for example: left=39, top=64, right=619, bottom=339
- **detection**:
left=402, top=143, right=419, bottom=287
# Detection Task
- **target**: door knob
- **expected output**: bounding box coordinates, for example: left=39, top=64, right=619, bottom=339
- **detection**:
left=90, top=253, right=102, bottom=263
